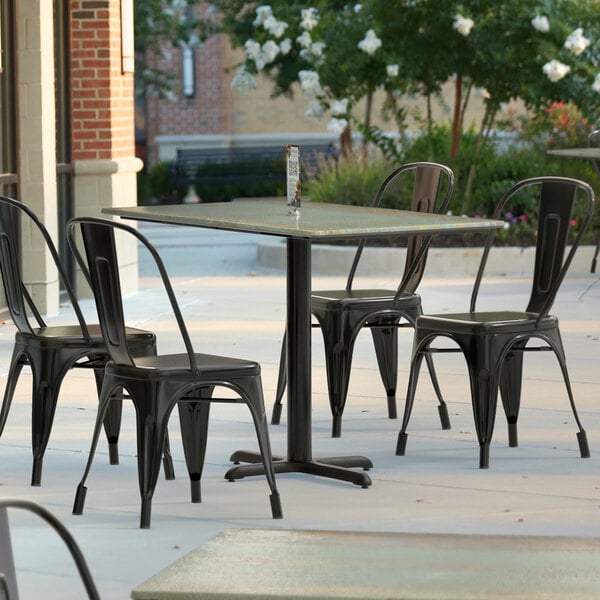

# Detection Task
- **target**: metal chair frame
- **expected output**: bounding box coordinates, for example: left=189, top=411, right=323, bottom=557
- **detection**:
left=0, top=196, right=162, bottom=486
left=0, top=499, right=100, bottom=599
left=396, top=176, right=595, bottom=468
left=67, top=217, right=282, bottom=528
left=272, top=162, right=455, bottom=437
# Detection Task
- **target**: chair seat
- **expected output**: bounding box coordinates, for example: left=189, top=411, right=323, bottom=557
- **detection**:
left=312, top=289, right=421, bottom=311
left=109, top=352, right=260, bottom=379
left=418, top=311, right=559, bottom=335
left=25, top=324, right=154, bottom=344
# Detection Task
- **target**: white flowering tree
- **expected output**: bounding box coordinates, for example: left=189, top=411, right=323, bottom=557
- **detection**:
left=218, top=0, right=599, bottom=166
left=220, top=0, right=393, bottom=156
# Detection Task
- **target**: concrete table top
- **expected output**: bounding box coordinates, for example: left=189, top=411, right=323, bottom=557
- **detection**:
left=132, top=528, right=600, bottom=599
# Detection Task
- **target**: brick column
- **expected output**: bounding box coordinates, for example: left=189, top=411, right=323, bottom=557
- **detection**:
left=71, top=0, right=141, bottom=294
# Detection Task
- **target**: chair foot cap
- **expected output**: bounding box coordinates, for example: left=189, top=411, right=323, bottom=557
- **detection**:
left=140, top=499, right=152, bottom=529
left=271, top=403, right=282, bottom=425
left=577, top=430, right=590, bottom=458
left=108, top=442, right=119, bottom=465
left=508, top=423, right=518, bottom=447
left=270, top=494, right=283, bottom=519
left=190, top=479, right=202, bottom=503
left=31, top=458, right=43, bottom=486
left=73, top=485, right=87, bottom=515
left=479, top=445, right=490, bottom=469
left=387, top=395, right=397, bottom=420
left=331, top=417, right=342, bottom=438
left=396, top=432, right=408, bottom=455
left=438, top=403, right=451, bottom=430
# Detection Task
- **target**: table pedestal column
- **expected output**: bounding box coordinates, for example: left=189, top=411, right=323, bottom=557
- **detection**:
left=226, top=238, right=372, bottom=487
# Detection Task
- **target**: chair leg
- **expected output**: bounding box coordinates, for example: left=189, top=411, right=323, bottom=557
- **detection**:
left=178, top=388, right=212, bottom=503
left=548, top=333, right=590, bottom=459
left=271, top=332, right=287, bottom=425
left=162, top=432, right=176, bottom=481
left=396, top=349, right=426, bottom=456
left=319, top=320, right=357, bottom=438
left=93, top=367, right=122, bottom=465
left=423, top=353, right=451, bottom=430
left=73, top=385, right=117, bottom=517
left=498, top=350, right=524, bottom=448
left=0, top=353, right=25, bottom=437
left=370, top=319, right=399, bottom=419
left=131, top=382, right=175, bottom=529
left=237, top=376, right=282, bottom=519
left=30, top=357, right=66, bottom=486
left=465, top=357, right=499, bottom=469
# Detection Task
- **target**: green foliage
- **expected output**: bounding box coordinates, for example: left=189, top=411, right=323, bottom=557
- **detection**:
left=307, top=156, right=391, bottom=207
left=308, top=126, right=600, bottom=246
left=137, top=162, right=185, bottom=204
left=218, top=0, right=600, bottom=168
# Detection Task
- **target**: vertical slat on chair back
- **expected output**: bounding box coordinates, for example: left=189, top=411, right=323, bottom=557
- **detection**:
left=470, top=177, right=594, bottom=317
left=345, top=162, right=453, bottom=293
left=79, top=221, right=136, bottom=367
left=399, top=165, right=443, bottom=294
left=0, top=198, right=41, bottom=335
left=527, top=180, right=578, bottom=314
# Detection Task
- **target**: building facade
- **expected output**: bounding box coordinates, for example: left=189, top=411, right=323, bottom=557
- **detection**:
left=0, top=0, right=140, bottom=314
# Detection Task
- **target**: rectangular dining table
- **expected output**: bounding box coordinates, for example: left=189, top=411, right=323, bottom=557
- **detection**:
left=105, top=199, right=503, bottom=488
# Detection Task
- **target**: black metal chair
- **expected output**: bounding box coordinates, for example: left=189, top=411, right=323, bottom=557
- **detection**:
left=396, top=176, right=595, bottom=468
left=67, top=217, right=282, bottom=528
left=272, top=162, right=455, bottom=437
left=0, top=196, right=163, bottom=486
left=0, top=498, right=100, bottom=599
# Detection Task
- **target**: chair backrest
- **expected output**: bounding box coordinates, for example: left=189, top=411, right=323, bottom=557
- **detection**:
left=67, top=217, right=199, bottom=372
left=345, top=162, right=454, bottom=295
left=0, top=196, right=91, bottom=339
left=0, top=499, right=100, bottom=599
left=470, top=176, right=595, bottom=319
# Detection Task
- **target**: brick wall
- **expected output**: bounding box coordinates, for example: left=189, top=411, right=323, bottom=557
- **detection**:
left=70, top=0, right=135, bottom=161
left=144, top=3, right=228, bottom=166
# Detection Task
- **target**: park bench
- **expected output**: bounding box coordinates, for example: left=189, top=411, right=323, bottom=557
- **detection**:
left=173, top=144, right=337, bottom=189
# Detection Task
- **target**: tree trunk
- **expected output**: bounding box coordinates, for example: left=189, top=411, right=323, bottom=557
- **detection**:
left=362, top=90, right=373, bottom=161
left=386, top=90, right=407, bottom=149
left=459, top=80, right=472, bottom=135
left=464, top=105, right=497, bottom=204
left=451, top=74, right=462, bottom=158
left=427, top=93, right=433, bottom=160
left=340, top=124, right=352, bottom=158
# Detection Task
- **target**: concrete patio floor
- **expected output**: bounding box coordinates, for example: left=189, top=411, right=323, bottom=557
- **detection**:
left=1, top=222, right=600, bottom=598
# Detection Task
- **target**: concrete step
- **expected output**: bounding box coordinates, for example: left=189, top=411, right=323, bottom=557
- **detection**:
left=257, top=240, right=597, bottom=277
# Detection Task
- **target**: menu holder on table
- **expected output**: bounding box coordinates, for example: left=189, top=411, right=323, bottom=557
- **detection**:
left=286, top=144, right=301, bottom=216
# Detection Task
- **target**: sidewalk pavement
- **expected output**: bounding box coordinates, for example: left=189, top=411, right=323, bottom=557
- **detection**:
left=1, top=222, right=600, bottom=598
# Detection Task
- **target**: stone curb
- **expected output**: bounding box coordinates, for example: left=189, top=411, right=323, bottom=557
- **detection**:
left=257, top=239, right=597, bottom=277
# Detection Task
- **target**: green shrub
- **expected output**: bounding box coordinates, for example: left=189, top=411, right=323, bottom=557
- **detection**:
left=308, top=155, right=395, bottom=207
left=143, top=162, right=186, bottom=204
left=308, top=126, right=600, bottom=246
